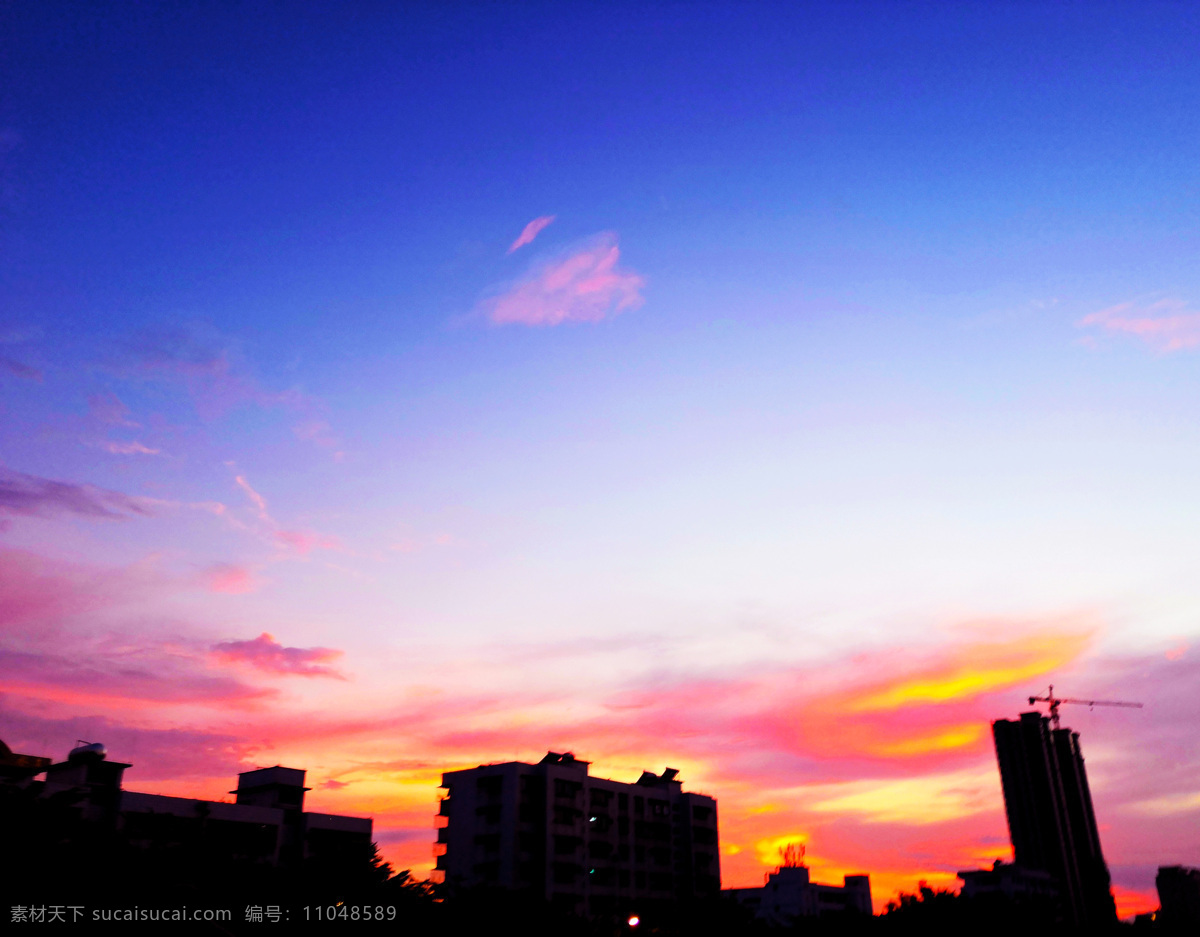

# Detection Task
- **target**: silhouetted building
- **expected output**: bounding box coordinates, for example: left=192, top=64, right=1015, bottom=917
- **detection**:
left=727, top=864, right=872, bottom=923
left=10, top=740, right=371, bottom=869
left=1156, top=865, right=1200, bottom=929
left=991, top=712, right=1116, bottom=927
left=958, top=859, right=1058, bottom=903
left=436, top=751, right=719, bottom=919
left=0, top=738, right=51, bottom=783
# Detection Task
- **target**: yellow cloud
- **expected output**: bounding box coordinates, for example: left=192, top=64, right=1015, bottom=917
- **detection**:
left=754, top=833, right=809, bottom=868
left=805, top=767, right=998, bottom=826
left=849, top=633, right=1090, bottom=712
left=871, top=723, right=985, bottom=757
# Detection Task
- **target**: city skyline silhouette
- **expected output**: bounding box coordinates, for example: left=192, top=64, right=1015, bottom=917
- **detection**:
left=3, top=2, right=1200, bottom=925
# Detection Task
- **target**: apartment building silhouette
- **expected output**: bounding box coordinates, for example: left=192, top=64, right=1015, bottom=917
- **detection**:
left=6, top=739, right=371, bottom=870
left=435, top=751, right=719, bottom=919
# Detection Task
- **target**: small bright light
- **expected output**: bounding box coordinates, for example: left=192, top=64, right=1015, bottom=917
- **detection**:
left=627, top=915, right=640, bottom=928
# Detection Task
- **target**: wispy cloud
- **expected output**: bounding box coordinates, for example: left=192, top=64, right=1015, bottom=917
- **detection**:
left=212, top=632, right=345, bottom=679
left=116, top=323, right=342, bottom=453
left=1077, top=297, right=1200, bottom=352
left=0, top=705, right=254, bottom=782
left=203, top=563, right=259, bottom=594
left=99, top=440, right=161, bottom=456
left=0, top=357, right=42, bottom=381
left=484, top=232, right=645, bottom=326
left=0, top=548, right=148, bottom=629
left=0, top=467, right=153, bottom=521
left=0, top=646, right=274, bottom=708
left=230, top=471, right=340, bottom=555
left=507, top=215, right=556, bottom=254
left=273, top=529, right=341, bottom=554
left=0, top=549, right=277, bottom=715
left=234, top=474, right=273, bottom=523
left=88, top=392, right=140, bottom=427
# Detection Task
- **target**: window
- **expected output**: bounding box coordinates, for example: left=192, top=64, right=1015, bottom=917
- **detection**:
left=473, top=860, right=500, bottom=881
left=553, top=862, right=580, bottom=884
left=588, top=840, right=613, bottom=859
left=589, top=813, right=612, bottom=833
left=554, top=779, right=582, bottom=800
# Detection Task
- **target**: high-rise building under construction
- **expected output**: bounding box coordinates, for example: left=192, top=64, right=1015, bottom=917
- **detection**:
left=991, top=712, right=1117, bottom=927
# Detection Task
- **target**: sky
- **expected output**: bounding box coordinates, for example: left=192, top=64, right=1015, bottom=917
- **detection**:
left=2, top=0, right=1200, bottom=917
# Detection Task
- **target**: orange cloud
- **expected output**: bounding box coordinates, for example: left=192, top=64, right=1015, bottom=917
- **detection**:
left=777, top=630, right=1093, bottom=765
left=1112, top=885, right=1158, bottom=920
left=849, top=632, right=1092, bottom=713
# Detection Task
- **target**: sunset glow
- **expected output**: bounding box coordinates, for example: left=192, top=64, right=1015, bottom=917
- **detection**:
left=4, top=3, right=1200, bottom=923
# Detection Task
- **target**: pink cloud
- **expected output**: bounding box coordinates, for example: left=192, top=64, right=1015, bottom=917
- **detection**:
left=212, top=632, right=345, bottom=679
left=100, top=440, right=161, bottom=456
left=227, top=473, right=341, bottom=555
left=0, top=706, right=255, bottom=782
left=507, top=215, right=557, bottom=253
left=1077, top=297, right=1200, bottom=351
left=0, top=646, right=273, bottom=708
left=274, top=529, right=341, bottom=554
left=0, top=549, right=279, bottom=713
left=234, top=474, right=272, bottom=522
left=485, top=232, right=645, bottom=326
left=292, top=418, right=342, bottom=458
left=0, top=467, right=153, bottom=521
left=204, top=563, right=258, bottom=594
left=0, top=548, right=142, bottom=629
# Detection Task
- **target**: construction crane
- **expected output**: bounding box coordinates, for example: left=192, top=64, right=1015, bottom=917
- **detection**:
left=1028, top=685, right=1143, bottom=730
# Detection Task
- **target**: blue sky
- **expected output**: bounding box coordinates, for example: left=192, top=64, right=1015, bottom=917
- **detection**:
left=3, top=1, right=1200, bottom=913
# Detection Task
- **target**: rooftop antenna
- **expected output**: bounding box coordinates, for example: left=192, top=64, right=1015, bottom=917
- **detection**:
left=1028, top=684, right=1143, bottom=730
